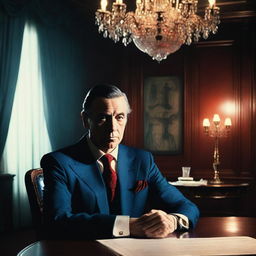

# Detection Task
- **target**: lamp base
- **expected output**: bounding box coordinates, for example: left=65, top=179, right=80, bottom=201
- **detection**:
left=212, top=162, right=221, bottom=184
left=209, top=179, right=223, bottom=184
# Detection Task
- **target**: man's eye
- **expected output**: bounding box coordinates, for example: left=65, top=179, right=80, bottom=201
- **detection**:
left=116, top=115, right=125, bottom=121
left=97, top=115, right=106, bottom=122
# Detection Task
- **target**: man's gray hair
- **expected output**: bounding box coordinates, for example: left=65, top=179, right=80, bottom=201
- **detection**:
left=82, top=84, right=131, bottom=115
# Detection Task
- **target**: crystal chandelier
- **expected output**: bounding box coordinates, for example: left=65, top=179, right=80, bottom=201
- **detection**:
left=95, top=0, right=220, bottom=62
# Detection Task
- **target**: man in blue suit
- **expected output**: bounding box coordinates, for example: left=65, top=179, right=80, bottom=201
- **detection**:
left=41, top=84, right=199, bottom=239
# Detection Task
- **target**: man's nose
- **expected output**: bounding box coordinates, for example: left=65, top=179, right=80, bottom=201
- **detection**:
left=107, top=116, right=117, bottom=131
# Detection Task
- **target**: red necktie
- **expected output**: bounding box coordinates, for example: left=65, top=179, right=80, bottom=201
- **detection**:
left=101, top=154, right=117, bottom=202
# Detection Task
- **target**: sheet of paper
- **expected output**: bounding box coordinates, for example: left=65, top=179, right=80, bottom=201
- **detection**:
left=97, top=236, right=256, bottom=256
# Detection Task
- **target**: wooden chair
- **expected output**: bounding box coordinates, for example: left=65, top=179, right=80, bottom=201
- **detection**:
left=25, top=168, right=44, bottom=232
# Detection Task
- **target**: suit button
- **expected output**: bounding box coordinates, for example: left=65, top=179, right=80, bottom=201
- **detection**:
left=119, top=231, right=123, bottom=235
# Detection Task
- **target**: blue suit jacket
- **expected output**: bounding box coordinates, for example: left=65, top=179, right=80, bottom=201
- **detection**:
left=41, top=137, right=199, bottom=239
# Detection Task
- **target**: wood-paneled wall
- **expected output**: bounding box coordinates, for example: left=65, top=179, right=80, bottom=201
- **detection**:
left=85, top=2, right=256, bottom=215
left=119, top=19, right=256, bottom=181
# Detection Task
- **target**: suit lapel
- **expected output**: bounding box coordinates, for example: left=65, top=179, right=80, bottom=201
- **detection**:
left=72, top=162, right=110, bottom=214
left=117, top=145, right=137, bottom=215
left=66, top=137, right=110, bottom=214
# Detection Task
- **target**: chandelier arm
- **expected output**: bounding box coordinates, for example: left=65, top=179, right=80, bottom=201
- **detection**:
left=95, top=0, right=220, bottom=62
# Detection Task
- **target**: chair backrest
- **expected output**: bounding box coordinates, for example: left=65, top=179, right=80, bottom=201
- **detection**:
left=25, top=168, right=44, bottom=228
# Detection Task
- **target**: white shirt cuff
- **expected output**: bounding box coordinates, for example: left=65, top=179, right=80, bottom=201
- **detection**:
left=171, top=213, right=189, bottom=230
left=113, top=215, right=130, bottom=237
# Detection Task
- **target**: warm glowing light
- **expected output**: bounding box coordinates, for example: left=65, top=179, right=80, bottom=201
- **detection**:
left=96, top=0, right=220, bottom=62
left=208, top=0, right=215, bottom=8
left=203, top=118, right=210, bottom=127
left=101, top=0, right=108, bottom=11
left=221, top=102, right=235, bottom=115
left=224, top=117, right=232, bottom=126
left=225, top=217, right=239, bottom=233
left=202, top=110, right=232, bottom=184
left=213, top=114, right=220, bottom=122
left=176, top=0, right=179, bottom=9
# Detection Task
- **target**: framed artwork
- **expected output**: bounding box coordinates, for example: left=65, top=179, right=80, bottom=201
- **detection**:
left=144, top=76, right=183, bottom=154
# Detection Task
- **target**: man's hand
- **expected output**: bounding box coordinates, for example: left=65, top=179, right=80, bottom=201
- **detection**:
left=129, top=209, right=177, bottom=238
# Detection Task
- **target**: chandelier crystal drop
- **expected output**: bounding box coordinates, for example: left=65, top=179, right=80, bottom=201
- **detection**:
left=95, top=0, right=220, bottom=62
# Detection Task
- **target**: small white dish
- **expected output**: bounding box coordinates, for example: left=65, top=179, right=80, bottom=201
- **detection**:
left=178, top=177, right=194, bottom=181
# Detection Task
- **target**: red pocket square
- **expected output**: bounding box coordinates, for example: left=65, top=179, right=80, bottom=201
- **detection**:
left=134, top=180, right=148, bottom=193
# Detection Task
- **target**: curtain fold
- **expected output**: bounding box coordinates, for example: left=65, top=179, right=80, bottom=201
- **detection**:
left=37, top=23, right=86, bottom=150
left=0, top=0, right=89, bottom=156
left=0, top=12, right=25, bottom=159
left=0, top=1, right=89, bottom=228
left=1, top=20, right=52, bottom=227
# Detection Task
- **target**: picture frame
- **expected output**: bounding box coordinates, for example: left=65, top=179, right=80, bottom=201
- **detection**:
left=144, top=76, right=183, bottom=154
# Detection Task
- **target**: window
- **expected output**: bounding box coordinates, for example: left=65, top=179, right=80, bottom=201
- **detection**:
left=0, top=21, right=51, bottom=227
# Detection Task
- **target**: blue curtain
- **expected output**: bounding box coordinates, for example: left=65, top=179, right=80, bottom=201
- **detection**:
left=37, top=24, right=88, bottom=150
left=0, top=12, right=25, bottom=158
left=0, top=0, right=90, bottom=151
left=0, top=0, right=89, bottom=229
left=1, top=0, right=90, bottom=151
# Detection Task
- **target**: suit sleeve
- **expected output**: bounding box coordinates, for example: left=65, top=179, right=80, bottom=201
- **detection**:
left=146, top=152, right=200, bottom=228
left=41, top=154, right=116, bottom=239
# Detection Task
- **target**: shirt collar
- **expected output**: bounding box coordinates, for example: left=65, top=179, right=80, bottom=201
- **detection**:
left=86, top=135, right=118, bottom=161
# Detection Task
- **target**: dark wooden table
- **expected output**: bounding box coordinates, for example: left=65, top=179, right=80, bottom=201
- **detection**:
left=174, top=180, right=252, bottom=216
left=17, top=217, right=256, bottom=256
left=174, top=180, right=250, bottom=199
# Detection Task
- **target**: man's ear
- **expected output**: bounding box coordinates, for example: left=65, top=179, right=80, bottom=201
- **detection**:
left=81, top=111, right=89, bottom=129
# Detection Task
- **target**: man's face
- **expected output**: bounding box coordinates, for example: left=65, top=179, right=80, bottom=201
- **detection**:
left=83, top=96, right=128, bottom=153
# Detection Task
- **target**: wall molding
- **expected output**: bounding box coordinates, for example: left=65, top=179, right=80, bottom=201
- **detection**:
left=195, top=40, right=235, bottom=48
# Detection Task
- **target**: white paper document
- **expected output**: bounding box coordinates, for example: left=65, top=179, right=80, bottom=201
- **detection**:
left=97, top=236, right=256, bottom=256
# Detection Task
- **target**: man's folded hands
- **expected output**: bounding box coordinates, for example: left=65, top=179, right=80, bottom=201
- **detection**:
left=129, top=209, right=177, bottom=238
